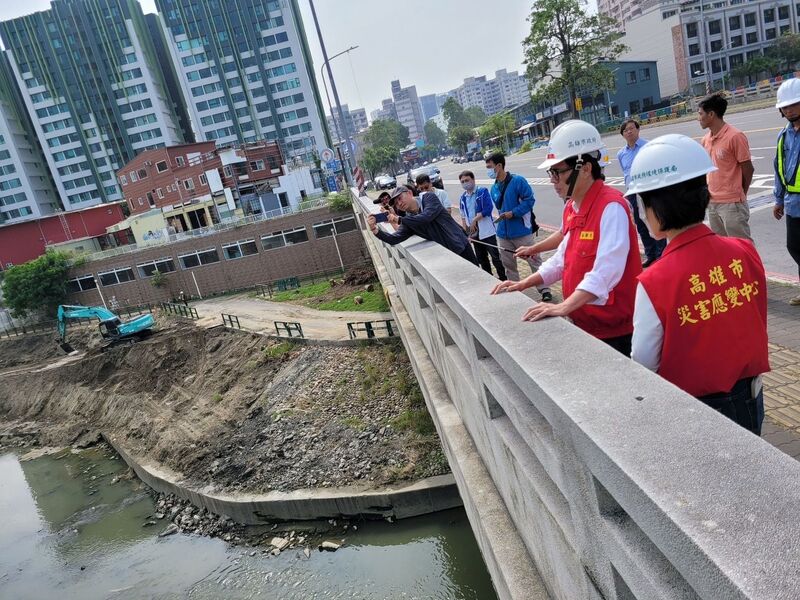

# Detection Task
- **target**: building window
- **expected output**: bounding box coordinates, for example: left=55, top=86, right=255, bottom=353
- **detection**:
left=98, top=267, right=135, bottom=287
left=284, top=227, right=309, bottom=245
left=689, top=43, right=700, bottom=56
left=744, top=12, right=756, bottom=26
left=731, top=35, right=743, bottom=47
left=729, top=53, right=745, bottom=68
left=120, top=174, right=128, bottom=185
left=312, top=216, right=357, bottom=238
left=625, top=71, right=637, bottom=84
left=639, top=67, right=651, bottom=81
left=643, top=97, right=654, bottom=108
left=137, top=258, right=175, bottom=278
left=708, top=20, right=721, bottom=34
left=129, top=171, right=138, bottom=182
left=156, top=160, right=168, bottom=173
left=175, top=156, right=185, bottom=167
left=199, top=173, right=207, bottom=186
left=178, top=248, right=220, bottom=269
left=764, top=8, right=775, bottom=22
left=779, top=4, right=789, bottom=19
left=138, top=197, right=143, bottom=206
left=223, top=165, right=232, bottom=177
left=183, top=178, right=195, bottom=190
left=781, top=24, right=792, bottom=35
left=711, top=58, right=723, bottom=73
left=250, top=160, right=265, bottom=171
left=766, top=27, right=777, bottom=39
left=157, top=188, right=164, bottom=199
left=710, top=40, right=723, bottom=52
left=147, top=192, right=155, bottom=207
left=222, top=239, right=259, bottom=260
left=261, top=232, right=285, bottom=250
left=746, top=31, right=759, bottom=44
left=66, top=275, right=97, bottom=293
left=629, top=100, right=641, bottom=114
left=729, top=15, right=741, bottom=30
left=686, top=22, right=698, bottom=37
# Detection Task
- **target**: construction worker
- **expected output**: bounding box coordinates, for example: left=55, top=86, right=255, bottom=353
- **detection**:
left=629, top=134, right=768, bottom=434
left=773, top=78, right=800, bottom=305
left=491, top=120, right=642, bottom=356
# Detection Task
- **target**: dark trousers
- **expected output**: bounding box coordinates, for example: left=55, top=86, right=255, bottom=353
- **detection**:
left=698, top=377, right=764, bottom=435
left=472, top=235, right=507, bottom=280
left=602, top=333, right=632, bottom=357
left=626, top=194, right=666, bottom=261
left=787, top=214, right=800, bottom=279
left=458, top=243, right=479, bottom=266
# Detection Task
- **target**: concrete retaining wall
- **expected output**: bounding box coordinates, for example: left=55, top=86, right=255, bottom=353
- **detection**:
left=353, top=189, right=800, bottom=600
left=107, top=436, right=462, bottom=523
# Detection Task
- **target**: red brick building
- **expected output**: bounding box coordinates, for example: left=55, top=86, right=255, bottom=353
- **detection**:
left=116, top=141, right=284, bottom=232
left=0, top=203, right=126, bottom=268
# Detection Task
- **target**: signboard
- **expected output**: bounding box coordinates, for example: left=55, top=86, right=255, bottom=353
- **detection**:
left=326, top=175, right=338, bottom=192
left=553, top=103, right=568, bottom=115
left=320, top=147, right=335, bottom=162
left=536, top=112, right=544, bottom=120
left=415, top=139, right=425, bottom=148
left=543, top=107, right=552, bottom=117
left=326, top=159, right=342, bottom=172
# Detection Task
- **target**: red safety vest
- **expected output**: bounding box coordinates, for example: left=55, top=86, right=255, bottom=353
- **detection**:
left=638, top=224, right=769, bottom=397
left=562, top=180, right=641, bottom=339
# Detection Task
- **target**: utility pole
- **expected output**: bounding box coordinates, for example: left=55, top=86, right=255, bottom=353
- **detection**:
left=309, top=0, right=355, bottom=188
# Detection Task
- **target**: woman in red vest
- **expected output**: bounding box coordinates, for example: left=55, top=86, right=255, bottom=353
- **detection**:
left=628, top=134, right=769, bottom=434
left=491, top=120, right=642, bottom=356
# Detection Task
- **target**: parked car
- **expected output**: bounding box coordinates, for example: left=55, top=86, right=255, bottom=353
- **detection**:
left=407, top=166, right=444, bottom=189
left=375, top=174, right=397, bottom=190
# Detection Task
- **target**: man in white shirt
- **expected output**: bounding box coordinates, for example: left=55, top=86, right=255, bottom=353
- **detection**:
left=416, top=173, right=455, bottom=220
left=458, top=170, right=506, bottom=279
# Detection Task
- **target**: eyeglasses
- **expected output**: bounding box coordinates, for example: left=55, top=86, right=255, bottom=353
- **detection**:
left=546, top=166, right=572, bottom=180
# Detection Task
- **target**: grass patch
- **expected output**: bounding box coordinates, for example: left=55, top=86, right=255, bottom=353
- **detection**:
left=264, top=341, right=295, bottom=359
left=270, top=281, right=331, bottom=302
left=340, top=415, right=366, bottom=430
left=265, top=280, right=389, bottom=313
left=315, top=288, right=388, bottom=312
left=390, top=408, right=435, bottom=436
left=212, top=393, right=223, bottom=402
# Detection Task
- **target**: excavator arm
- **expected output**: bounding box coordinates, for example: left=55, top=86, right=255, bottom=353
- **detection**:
left=57, top=304, right=155, bottom=352
left=57, top=305, right=117, bottom=343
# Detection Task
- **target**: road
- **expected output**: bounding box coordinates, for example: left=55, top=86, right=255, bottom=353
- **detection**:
left=430, top=106, right=797, bottom=282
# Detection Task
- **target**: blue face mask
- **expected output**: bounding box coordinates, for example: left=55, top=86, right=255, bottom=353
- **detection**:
left=461, top=181, right=475, bottom=192
left=487, top=168, right=496, bottom=180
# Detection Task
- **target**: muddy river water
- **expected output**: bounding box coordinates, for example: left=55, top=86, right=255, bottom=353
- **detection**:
left=0, top=447, right=497, bottom=600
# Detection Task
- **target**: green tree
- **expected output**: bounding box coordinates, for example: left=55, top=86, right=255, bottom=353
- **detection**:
left=464, top=106, right=488, bottom=127
left=731, top=55, right=779, bottom=85
left=448, top=125, right=476, bottom=153
left=423, top=120, right=446, bottom=147
left=1, top=251, right=71, bottom=318
left=767, top=33, right=800, bottom=72
left=442, top=97, right=469, bottom=131
left=364, top=119, right=410, bottom=151
left=361, top=146, right=396, bottom=179
left=523, top=0, right=627, bottom=118
left=479, top=114, right=516, bottom=151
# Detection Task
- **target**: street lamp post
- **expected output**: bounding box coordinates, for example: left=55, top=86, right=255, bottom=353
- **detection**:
left=319, top=46, right=358, bottom=172
left=309, top=0, right=355, bottom=188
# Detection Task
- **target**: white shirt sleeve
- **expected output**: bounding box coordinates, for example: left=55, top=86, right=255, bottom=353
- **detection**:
left=576, top=202, right=631, bottom=304
left=436, top=188, right=451, bottom=209
left=537, top=233, right=568, bottom=287
left=631, top=282, right=663, bottom=372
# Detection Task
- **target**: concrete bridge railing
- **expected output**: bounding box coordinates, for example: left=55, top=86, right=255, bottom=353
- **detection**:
left=351, top=189, right=800, bottom=600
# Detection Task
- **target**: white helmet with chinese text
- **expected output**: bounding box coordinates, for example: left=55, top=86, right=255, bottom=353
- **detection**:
left=626, top=134, right=717, bottom=196
left=776, top=78, right=800, bottom=109
left=537, top=120, right=604, bottom=169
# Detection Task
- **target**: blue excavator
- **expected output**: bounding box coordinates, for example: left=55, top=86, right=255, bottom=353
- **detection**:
left=57, top=305, right=155, bottom=353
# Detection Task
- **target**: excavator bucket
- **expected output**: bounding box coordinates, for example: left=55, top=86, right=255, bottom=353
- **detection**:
left=59, top=341, right=77, bottom=355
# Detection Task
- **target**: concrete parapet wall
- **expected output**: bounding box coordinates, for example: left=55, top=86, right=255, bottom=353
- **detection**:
left=352, top=189, right=800, bottom=600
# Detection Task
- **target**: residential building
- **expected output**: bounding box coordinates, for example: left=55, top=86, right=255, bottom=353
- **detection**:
left=453, top=70, right=531, bottom=116
left=580, top=60, right=662, bottom=122
left=390, top=80, right=425, bottom=142
left=420, top=93, right=440, bottom=122
left=597, top=0, right=643, bottom=28
left=326, top=104, right=369, bottom=142
left=155, top=0, right=329, bottom=166
left=370, top=98, right=397, bottom=123
left=0, top=0, right=184, bottom=213
left=0, top=53, right=59, bottom=224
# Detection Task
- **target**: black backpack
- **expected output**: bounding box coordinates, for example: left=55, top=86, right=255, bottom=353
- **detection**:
left=496, top=172, right=539, bottom=234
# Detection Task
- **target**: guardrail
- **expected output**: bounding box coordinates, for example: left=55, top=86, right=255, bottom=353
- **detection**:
left=347, top=319, right=396, bottom=340
left=352, top=189, right=800, bottom=599
left=159, top=302, right=199, bottom=320
left=274, top=321, right=304, bottom=338
left=221, top=313, right=241, bottom=329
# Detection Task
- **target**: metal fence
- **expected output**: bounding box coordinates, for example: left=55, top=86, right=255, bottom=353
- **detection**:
left=221, top=313, right=241, bottom=329
left=347, top=319, right=397, bottom=340
left=159, top=302, right=199, bottom=319
left=274, top=321, right=304, bottom=338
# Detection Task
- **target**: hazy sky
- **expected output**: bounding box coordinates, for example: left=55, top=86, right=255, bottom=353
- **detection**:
left=0, top=0, right=537, bottom=115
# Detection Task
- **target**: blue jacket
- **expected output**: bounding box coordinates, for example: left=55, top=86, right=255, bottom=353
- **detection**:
left=490, top=173, right=535, bottom=239
left=375, top=192, right=470, bottom=254
left=459, top=186, right=494, bottom=222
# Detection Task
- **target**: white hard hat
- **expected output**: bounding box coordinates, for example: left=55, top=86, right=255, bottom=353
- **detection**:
left=776, top=78, right=800, bottom=109
left=626, top=134, right=717, bottom=195
left=538, top=120, right=604, bottom=169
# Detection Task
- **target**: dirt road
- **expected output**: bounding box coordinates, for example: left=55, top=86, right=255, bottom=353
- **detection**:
left=192, top=294, right=392, bottom=340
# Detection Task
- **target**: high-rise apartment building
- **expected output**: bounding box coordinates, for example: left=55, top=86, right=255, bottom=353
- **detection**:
left=597, top=0, right=643, bottom=28
left=0, top=54, right=59, bottom=224
left=419, top=93, right=440, bottom=122
left=453, top=70, right=530, bottom=116
left=390, top=80, right=425, bottom=142
left=155, top=0, right=329, bottom=165
left=370, top=98, right=397, bottom=123
left=0, top=0, right=184, bottom=212
left=326, top=104, right=368, bottom=142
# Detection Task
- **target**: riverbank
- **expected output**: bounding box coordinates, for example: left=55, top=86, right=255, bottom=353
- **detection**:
left=0, top=323, right=450, bottom=505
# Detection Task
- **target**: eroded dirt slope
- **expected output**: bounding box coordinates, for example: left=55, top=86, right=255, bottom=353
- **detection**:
left=0, top=324, right=448, bottom=493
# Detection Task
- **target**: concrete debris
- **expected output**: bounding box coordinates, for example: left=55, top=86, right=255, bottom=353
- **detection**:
left=319, top=541, right=342, bottom=551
